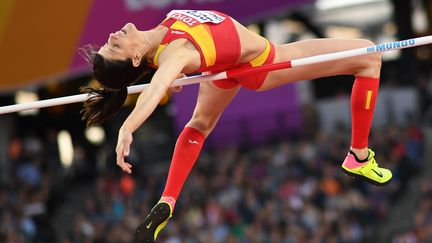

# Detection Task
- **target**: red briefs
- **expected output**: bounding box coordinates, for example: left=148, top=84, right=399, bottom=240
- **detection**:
left=152, top=10, right=275, bottom=90
left=212, top=39, right=275, bottom=90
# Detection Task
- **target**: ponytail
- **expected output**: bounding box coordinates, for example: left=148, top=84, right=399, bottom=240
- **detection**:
left=78, top=45, right=157, bottom=126
left=80, top=86, right=128, bottom=127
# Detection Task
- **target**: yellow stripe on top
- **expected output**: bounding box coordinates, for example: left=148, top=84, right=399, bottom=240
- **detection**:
left=365, top=90, right=372, bottom=109
left=250, top=39, right=271, bottom=67
left=153, top=44, right=167, bottom=66
left=170, top=21, right=216, bottom=67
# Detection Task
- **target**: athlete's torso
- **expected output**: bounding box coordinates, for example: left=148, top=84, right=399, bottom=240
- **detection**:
left=151, top=10, right=242, bottom=72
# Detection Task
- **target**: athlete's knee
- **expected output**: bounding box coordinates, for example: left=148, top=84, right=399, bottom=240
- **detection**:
left=353, top=39, right=382, bottom=78
left=186, top=115, right=220, bottom=136
left=364, top=40, right=381, bottom=65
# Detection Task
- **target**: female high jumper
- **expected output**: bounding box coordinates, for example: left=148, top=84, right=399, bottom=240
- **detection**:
left=80, top=10, right=391, bottom=242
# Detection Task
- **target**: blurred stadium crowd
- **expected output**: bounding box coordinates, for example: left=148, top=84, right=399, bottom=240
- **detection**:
left=2, top=1, right=432, bottom=243
left=0, top=120, right=426, bottom=243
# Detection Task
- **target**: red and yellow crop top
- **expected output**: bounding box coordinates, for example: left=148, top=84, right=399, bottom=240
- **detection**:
left=151, top=10, right=241, bottom=73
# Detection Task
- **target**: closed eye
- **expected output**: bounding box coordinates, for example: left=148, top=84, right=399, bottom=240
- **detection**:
left=104, top=42, right=119, bottom=48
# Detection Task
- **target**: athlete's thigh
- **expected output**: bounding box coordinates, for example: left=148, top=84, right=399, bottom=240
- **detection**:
left=259, top=38, right=379, bottom=90
left=186, top=82, right=240, bottom=134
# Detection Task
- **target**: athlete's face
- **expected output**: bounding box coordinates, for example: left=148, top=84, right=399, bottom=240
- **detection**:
left=98, top=23, right=141, bottom=62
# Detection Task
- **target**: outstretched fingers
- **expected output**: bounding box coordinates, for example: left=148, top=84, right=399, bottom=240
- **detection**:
left=116, top=130, right=134, bottom=174
left=116, top=144, right=133, bottom=174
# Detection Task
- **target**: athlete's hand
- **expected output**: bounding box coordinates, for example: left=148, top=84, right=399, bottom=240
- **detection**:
left=116, top=128, right=133, bottom=174
left=170, top=73, right=185, bottom=93
left=170, top=85, right=182, bottom=93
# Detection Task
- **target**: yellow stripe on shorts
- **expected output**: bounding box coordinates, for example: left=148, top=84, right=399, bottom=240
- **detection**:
left=250, top=39, right=271, bottom=67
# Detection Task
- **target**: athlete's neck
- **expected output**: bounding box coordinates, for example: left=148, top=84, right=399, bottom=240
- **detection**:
left=141, top=27, right=167, bottom=64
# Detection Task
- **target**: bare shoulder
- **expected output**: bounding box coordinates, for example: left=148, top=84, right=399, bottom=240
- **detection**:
left=158, top=40, right=201, bottom=73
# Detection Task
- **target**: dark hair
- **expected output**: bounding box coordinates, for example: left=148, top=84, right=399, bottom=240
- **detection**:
left=79, top=45, right=156, bottom=127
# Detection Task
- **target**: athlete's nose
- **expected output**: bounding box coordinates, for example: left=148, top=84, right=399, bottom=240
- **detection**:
left=108, top=33, right=118, bottom=43
left=109, top=32, right=120, bottom=38
left=124, top=22, right=134, bottom=30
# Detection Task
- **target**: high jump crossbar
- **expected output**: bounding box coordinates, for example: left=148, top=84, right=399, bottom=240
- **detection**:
left=1, top=35, right=432, bottom=115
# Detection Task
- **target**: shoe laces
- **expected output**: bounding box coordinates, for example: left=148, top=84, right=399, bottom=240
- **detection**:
left=367, top=149, right=375, bottom=160
left=367, top=150, right=380, bottom=169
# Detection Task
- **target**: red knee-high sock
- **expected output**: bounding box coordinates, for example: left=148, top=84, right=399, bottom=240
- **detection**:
left=162, top=127, right=205, bottom=201
left=350, top=76, right=379, bottom=149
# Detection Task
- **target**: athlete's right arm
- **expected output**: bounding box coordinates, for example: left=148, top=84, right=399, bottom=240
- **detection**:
left=170, top=73, right=185, bottom=93
left=121, top=56, right=187, bottom=133
left=115, top=51, right=190, bottom=173
left=120, top=39, right=199, bottom=133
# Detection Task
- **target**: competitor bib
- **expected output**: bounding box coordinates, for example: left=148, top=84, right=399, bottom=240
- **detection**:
left=166, top=10, right=226, bottom=27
